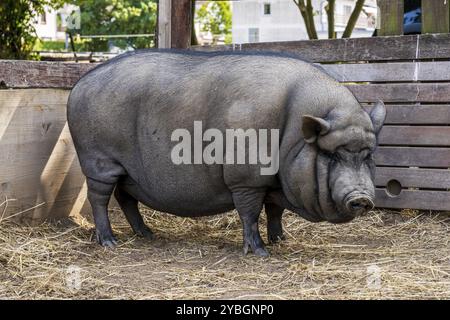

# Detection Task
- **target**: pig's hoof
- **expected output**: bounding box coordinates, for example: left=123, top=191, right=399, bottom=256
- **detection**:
left=96, top=232, right=118, bottom=248
left=268, top=233, right=286, bottom=244
left=254, top=247, right=269, bottom=257
left=243, top=243, right=269, bottom=257
left=136, top=226, right=154, bottom=240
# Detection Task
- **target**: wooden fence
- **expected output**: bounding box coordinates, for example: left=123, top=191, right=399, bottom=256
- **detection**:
left=0, top=34, right=450, bottom=223
left=0, top=62, right=96, bottom=223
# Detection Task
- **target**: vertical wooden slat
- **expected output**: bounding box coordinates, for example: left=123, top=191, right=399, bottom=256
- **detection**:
left=378, top=0, right=404, bottom=36
left=422, top=0, right=450, bottom=34
left=157, top=0, right=171, bottom=48
left=171, top=0, right=192, bottom=48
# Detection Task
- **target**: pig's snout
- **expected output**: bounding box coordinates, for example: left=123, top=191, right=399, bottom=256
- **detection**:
left=345, top=195, right=374, bottom=216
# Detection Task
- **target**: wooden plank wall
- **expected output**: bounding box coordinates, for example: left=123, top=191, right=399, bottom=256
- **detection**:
left=1, top=34, right=450, bottom=223
left=0, top=89, right=88, bottom=223
left=194, top=34, right=450, bottom=211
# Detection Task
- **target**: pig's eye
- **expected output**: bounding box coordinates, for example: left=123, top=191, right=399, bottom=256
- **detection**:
left=364, top=153, right=373, bottom=161
left=324, top=151, right=340, bottom=161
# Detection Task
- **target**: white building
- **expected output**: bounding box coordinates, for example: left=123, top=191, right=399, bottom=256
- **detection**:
left=232, top=0, right=378, bottom=44
left=32, top=4, right=78, bottom=41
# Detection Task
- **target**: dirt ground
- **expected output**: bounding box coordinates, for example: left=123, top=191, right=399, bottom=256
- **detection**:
left=0, top=207, right=449, bottom=299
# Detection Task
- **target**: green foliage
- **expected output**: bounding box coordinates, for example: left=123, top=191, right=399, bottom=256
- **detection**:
left=33, top=39, right=91, bottom=52
left=71, top=0, right=157, bottom=51
left=0, top=0, right=64, bottom=59
left=196, top=1, right=232, bottom=44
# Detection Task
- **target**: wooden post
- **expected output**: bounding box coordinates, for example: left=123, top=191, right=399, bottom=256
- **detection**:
left=422, top=0, right=450, bottom=34
left=378, top=0, right=404, bottom=36
left=158, top=0, right=171, bottom=48
left=157, top=0, right=192, bottom=49
left=171, top=0, right=192, bottom=48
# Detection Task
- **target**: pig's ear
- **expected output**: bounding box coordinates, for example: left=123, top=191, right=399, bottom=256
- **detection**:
left=369, top=100, right=386, bottom=135
left=301, top=115, right=331, bottom=144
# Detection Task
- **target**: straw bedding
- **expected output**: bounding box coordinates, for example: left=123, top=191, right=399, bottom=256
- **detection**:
left=0, top=206, right=449, bottom=299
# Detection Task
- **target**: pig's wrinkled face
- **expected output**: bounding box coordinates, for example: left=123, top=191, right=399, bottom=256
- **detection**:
left=283, top=100, right=386, bottom=223
left=316, top=141, right=377, bottom=223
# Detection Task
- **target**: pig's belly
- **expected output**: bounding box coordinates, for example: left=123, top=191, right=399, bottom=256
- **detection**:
left=118, top=171, right=236, bottom=217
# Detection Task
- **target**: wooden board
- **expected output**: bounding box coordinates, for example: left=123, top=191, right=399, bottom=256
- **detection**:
left=375, top=167, right=450, bottom=189
left=378, top=126, right=450, bottom=146
left=348, top=83, right=450, bottom=103
left=375, top=189, right=450, bottom=211
left=375, top=147, right=450, bottom=168
left=323, top=61, right=450, bottom=82
left=422, top=0, right=450, bottom=34
left=362, top=104, right=450, bottom=125
left=193, top=34, right=450, bottom=63
left=0, top=60, right=97, bottom=89
left=0, top=89, right=87, bottom=223
left=157, top=0, right=172, bottom=48
left=378, top=0, right=404, bottom=36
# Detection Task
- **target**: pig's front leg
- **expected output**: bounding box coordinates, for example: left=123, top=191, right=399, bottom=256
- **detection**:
left=232, top=190, right=269, bottom=257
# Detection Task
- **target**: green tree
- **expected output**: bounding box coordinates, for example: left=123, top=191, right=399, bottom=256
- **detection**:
left=72, top=0, right=157, bottom=51
left=0, top=0, right=64, bottom=59
left=196, top=1, right=232, bottom=44
left=293, top=0, right=367, bottom=39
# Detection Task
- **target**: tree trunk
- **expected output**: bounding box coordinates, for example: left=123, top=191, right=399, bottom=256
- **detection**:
left=191, top=0, right=198, bottom=46
left=293, top=0, right=318, bottom=39
left=326, top=0, right=335, bottom=39
left=306, top=0, right=318, bottom=39
left=342, top=0, right=365, bottom=38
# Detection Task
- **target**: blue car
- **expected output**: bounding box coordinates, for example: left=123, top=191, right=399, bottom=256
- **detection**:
left=373, top=0, right=421, bottom=36
left=403, top=7, right=421, bottom=34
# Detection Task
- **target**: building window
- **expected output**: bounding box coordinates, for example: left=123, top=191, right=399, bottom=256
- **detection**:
left=264, top=3, right=271, bottom=15
left=40, top=13, right=47, bottom=25
left=248, top=28, right=259, bottom=43
left=57, top=14, right=65, bottom=32
left=343, top=5, right=352, bottom=17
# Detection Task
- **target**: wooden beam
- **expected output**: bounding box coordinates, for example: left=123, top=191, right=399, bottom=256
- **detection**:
left=158, top=0, right=171, bottom=48
left=378, top=126, right=450, bottom=147
left=375, top=189, right=450, bottom=211
left=347, top=83, right=450, bottom=103
left=322, top=61, right=450, bottom=82
left=0, top=60, right=97, bottom=89
left=378, top=0, right=404, bottom=36
left=361, top=104, right=450, bottom=125
left=374, top=147, right=450, bottom=168
left=171, top=0, right=192, bottom=48
left=375, top=167, right=450, bottom=189
left=193, top=34, right=450, bottom=63
left=422, top=0, right=450, bottom=34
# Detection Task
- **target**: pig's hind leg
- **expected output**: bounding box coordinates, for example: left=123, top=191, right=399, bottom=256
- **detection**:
left=265, top=203, right=286, bottom=244
left=86, top=177, right=118, bottom=248
left=114, top=185, right=154, bottom=239
left=84, top=157, right=126, bottom=248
